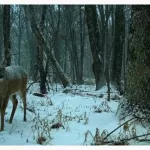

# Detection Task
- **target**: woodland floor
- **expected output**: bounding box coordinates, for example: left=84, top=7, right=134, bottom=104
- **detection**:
left=0, top=82, right=150, bottom=145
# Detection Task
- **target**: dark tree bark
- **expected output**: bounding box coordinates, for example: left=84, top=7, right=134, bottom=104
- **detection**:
left=126, top=6, right=150, bottom=113
left=0, top=6, right=3, bottom=60
left=111, top=5, right=125, bottom=93
left=98, top=5, right=105, bottom=62
left=79, top=6, right=85, bottom=84
left=116, top=6, right=150, bottom=121
left=123, top=6, right=131, bottom=96
left=38, top=5, right=47, bottom=94
left=18, top=6, right=22, bottom=66
left=3, top=5, right=11, bottom=66
left=85, top=5, right=105, bottom=90
left=109, top=6, right=115, bottom=84
left=97, top=5, right=113, bottom=99
left=104, top=6, right=113, bottom=101
left=53, top=5, right=61, bottom=64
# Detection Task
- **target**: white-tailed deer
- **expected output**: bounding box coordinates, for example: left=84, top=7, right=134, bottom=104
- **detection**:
left=0, top=66, right=27, bottom=131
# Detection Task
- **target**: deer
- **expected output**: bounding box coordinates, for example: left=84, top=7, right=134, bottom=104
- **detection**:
left=0, top=65, right=27, bottom=131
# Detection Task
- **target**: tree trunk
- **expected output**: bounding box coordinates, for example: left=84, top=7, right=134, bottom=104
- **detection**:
left=27, top=5, right=47, bottom=94
left=79, top=6, right=85, bottom=84
left=51, top=5, right=62, bottom=83
left=24, top=6, right=37, bottom=80
left=3, top=5, right=11, bottom=66
left=18, top=6, right=22, bottom=66
left=85, top=5, right=105, bottom=90
left=123, top=6, right=131, bottom=96
left=104, top=6, right=111, bottom=101
left=53, top=5, right=61, bottom=65
left=28, top=6, right=70, bottom=88
left=38, top=5, right=47, bottom=94
left=111, top=5, right=125, bottom=93
left=98, top=5, right=105, bottom=62
left=126, top=6, right=150, bottom=114
left=109, top=6, right=115, bottom=83
left=0, top=6, right=3, bottom=60
left=65, top=6, right=80, bottom=84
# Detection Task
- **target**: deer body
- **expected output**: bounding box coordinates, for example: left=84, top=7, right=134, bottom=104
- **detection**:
left=0, top=66, right=27, bottom=131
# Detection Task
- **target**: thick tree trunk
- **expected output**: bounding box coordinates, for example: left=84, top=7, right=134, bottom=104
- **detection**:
left=111, top=5, right=125, bottom=93
left=0, top=6, right=3, bottom=60
left=98, top=5, right=105, bottom=62
left=38, top=5, right=47, bottom=94
left=53, top=5, right=61, bottom=65
left=109, top=6, right=115, bottom=83
left=79, top=6, right=85, bottom=84
left=104, top=7, right=111, bottom=101
left=119, top=6, right=150, bottom=120
left=85, top=5, right=105, bottom=90
left=3, top=5, right=11, bottom=66
left=123, top=6, right=131, bottom=96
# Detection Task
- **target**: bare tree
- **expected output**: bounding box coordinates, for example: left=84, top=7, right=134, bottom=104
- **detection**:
left=28, top=5, right=70, bottom=89
left=111, top=5, right=125, bottom=94
left=126, top=5, right=150, bottom=115
left=24, top=6, right=37, bottom=80
left=79, top=6, right=85, bottom=84
left=85, top=5, right=105, bottom=90
left=3, top=5, right=11, bottom=66
left=0, top=6, right=3, bottom=60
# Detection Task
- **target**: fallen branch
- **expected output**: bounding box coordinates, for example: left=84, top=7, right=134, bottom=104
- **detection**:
left=103, top=132, right=150, bottom=145
left=72, top=91, right=104, bottom=98
left=121, top=132, right=150, bottom=142
left=26, top=107, right=35, bottom=113
left=33, top=93, right=45, bottom=97
left=20, top=106, right=35, bottom=113
left=26, top=76, right=40, bottom=92
left=138, top=139, right=150, bottom=142
left=50, top=123, right=64, bottom=129
left=103, top=117, right=136, bottom=141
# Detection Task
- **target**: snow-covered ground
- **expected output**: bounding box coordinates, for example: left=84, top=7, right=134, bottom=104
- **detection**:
left=0, top=83, right=149, bottom=145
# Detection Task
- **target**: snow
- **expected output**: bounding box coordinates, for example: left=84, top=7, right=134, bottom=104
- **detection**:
left=0, top=83, right=149, bottom=145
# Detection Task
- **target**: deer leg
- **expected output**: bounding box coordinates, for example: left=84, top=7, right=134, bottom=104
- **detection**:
left=0, top=98, right=9, bottom=131
left=9, top=95, right=18, bottom=124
